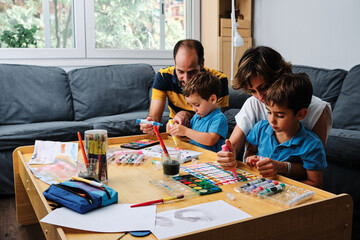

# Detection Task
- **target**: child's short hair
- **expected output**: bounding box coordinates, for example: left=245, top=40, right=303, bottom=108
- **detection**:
left=183, top=71, right=221, bottom=100
left=265, top=73, right=313, bottom=113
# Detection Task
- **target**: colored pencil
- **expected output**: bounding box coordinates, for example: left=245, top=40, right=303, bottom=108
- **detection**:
left=77, top=132, right=89, bottom=167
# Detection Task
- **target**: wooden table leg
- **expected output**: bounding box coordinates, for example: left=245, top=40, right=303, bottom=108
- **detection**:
left=13, top=149, right=38, bottom=225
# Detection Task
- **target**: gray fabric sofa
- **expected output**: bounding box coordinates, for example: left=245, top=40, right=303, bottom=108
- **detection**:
left=0, top=63, right=169, bottom=195
left=224, top=64, right=360, bottom=238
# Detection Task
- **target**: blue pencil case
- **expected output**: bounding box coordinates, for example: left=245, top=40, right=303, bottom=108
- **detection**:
left=43, top=178, right=118, bottom=214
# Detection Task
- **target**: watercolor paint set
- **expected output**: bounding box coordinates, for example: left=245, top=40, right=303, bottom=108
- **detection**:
left=180, top=162, right=258, bottom=186
left=149, top=178, right=199, bottom=199
left=120, top=139, right=159, bottom=149
left=172, top=175, right=222, bottom=195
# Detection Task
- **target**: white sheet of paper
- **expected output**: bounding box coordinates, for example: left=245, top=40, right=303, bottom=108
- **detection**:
left=152, top=200, right=252, bottom=240
left=40, top=204, right=156, bottom=232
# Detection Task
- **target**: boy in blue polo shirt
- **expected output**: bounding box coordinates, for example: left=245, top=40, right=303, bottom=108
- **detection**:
left=245, top=73, right=327, bottom=188
left=168, top=72, right=228, bottom=152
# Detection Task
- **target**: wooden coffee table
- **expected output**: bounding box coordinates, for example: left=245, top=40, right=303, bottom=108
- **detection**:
left=13, top=134, right=353, bottom=240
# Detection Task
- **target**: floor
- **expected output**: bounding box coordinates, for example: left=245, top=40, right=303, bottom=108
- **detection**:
left=0, top=195, right=45, bottom=240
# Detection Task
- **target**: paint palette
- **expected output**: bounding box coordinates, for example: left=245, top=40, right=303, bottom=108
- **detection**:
left=149, top=178, right=199, bottom=199
left=181, top=162, right=258, bottom=186
left=173, top=175, right=222, bottom=195
left=120, top=139, right=159, bottom=149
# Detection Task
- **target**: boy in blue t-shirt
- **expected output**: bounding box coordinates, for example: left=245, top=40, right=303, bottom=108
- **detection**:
left=168, top=72, right=228, bottom=152
left=245, top=73, right=327, bottom=188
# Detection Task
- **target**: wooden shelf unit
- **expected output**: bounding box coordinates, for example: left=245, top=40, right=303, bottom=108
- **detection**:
left=201, top=0, right=253, bottom=83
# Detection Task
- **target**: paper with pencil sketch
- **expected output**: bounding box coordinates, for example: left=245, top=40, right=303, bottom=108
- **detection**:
left=29, top=140, right=78, bottom=164
left=152, top=200, right=252, bottom=240
left=142, top=145, right=202, bottom=163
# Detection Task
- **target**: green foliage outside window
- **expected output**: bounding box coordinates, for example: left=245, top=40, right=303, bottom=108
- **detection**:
left=0, top=0, right=184, bottom=50
left=0, top=24, right=38, bottom=48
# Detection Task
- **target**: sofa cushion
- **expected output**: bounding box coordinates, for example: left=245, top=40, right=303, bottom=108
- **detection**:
left=332, top=64, right=360, bottom=130
left=0, top=121, right=92, bottom=150
left=223, top=108, right=240, bottom=139
left=293, top=65, right=347, bottom=110
left=0, top=64, right=73, bottom=124
left=325, top=128, right=360, bottom=167
left=228, top=87, right=250, bottom=109
left=68, top=64, right=155, bottom=121
left=85, top=111, right=169, bottom=137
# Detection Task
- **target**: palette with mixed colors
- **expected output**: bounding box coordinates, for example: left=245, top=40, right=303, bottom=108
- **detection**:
left=149, top=178, right=199, bottom=199
left=173, top=174, right=222, bottom=195
left=180, top=162, right=258, bottom=186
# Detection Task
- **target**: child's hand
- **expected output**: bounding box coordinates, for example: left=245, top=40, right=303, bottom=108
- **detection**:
left=173, top=111, right=190, bottom=127
left=166, top=122, right=172, bottom=133
left=168, top=123, right=187, bottom=137
left=255, top=157, right=281, bottom=178
left=245, top=155, right=260, bottom=167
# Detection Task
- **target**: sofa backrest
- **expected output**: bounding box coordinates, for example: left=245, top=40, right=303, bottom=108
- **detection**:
left=68, top=64, right=155, bottom=121
left=292, top=65, right=347, bottom=110
left=332, top=64, right=360, bottom=130
left=228, top=87, right=250, bottom=110
left=0, top=64, right=73, bottom=124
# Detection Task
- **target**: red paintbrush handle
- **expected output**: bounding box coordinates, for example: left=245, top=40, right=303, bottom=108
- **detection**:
left=153, top=126, right=169, bottom=155
left=130, top=199, right=163, bottom=208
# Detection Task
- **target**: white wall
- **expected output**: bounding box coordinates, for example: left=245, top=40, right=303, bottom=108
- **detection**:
left=254, top=0, right=360, bottom=70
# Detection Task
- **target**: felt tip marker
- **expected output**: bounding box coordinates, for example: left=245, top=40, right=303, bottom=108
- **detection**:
left=130, top=194, right=184, bottom=208
left=72, top=176, right=103, bottom=188
left=258, top=183, right=286, bottom=198
left=136, top=118, right=163, bottom=126
left=240, top=178, right=266, bottom=189
left=221, top=145, right=238, bottom=180
left=286, top=191, right=314, bottom=206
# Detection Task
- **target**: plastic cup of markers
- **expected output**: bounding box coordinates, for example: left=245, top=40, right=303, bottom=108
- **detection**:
left=162, top=151, right=181, bottom=177
left=84, top=129, right=108, bottom=183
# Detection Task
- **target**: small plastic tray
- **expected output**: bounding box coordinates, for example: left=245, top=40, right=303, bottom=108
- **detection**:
left=150, top=178, right=199, bottom=199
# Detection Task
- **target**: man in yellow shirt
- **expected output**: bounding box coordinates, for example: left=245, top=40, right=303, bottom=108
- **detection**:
left=140, top=39, right=229, bottom=134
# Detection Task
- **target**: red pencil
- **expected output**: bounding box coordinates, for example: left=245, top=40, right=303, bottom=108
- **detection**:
left=77, top=132, right=89, bottom=167
left=153, top=126, right=169, bottom=155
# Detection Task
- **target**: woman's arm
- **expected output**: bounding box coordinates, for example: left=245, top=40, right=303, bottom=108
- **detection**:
left=229, top=125, right=247, bottom=156
left=302, top=170, right=323, bottom=188
left=311, top=109, right=328, bottom=146
left=217, top=125, right=246, bottom=170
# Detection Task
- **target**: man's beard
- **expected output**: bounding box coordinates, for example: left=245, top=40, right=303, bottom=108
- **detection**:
left=178, top=80, right=186, bottom=87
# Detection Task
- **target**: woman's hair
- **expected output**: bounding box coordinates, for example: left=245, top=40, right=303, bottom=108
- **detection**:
left=265, top=73, right=313, bottom=114
left=233, top=46, right=292, bottom=90
left=183, top=71, right=221, bottom=100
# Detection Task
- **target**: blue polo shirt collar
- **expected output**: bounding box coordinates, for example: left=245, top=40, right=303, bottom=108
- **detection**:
left=265, top=122, right=307, bottom=147
left=197, top=107, right=221, bottom=120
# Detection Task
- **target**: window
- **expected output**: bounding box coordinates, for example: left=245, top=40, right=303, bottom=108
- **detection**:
left=0, top=0, right=199, bottom=61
